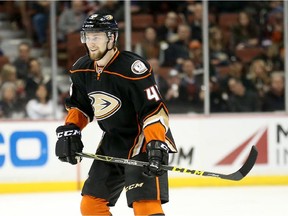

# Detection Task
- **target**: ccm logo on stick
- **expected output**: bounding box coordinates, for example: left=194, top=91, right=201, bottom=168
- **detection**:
left=0, top=131, right=48, bottom=167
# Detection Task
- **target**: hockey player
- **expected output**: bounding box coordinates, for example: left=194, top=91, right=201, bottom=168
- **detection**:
left=55, top=12, right=177, bottom=216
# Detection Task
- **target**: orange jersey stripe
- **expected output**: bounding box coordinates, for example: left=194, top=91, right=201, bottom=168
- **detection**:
left=103, top=70, right=152, bottom=80
left=106, top=50, right=120, bottom=67
left=69, top=68, right=95, bottom=73
left=155, top=177, right=161, bottom=200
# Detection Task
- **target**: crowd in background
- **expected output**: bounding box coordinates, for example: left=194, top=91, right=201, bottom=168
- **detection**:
left=0, top=0, right=285, bottom=120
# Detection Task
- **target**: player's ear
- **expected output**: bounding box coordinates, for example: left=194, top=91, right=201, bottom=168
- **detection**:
left=108, top=33, right=116, bottom=48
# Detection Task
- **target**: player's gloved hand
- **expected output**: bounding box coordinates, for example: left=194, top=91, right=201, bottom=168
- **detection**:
left=144, top=140, right=169, bottom=177
left=55, top=124, right=83, bottom=165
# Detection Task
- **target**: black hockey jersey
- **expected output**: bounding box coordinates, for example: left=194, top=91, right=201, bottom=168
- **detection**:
left=65, top=49, right=177, bottom=158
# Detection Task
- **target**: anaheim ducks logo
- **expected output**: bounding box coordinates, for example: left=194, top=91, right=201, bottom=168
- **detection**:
left=89, top=91, right=121, bottom=120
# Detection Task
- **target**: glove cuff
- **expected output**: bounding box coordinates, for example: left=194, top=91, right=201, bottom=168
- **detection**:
left=146, top=140, right=169, bottom=153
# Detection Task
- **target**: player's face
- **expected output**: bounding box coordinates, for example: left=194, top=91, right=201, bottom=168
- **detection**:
left=85, top=32, right=109, bottom=60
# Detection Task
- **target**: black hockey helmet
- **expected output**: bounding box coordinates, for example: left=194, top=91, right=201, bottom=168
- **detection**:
left=80, top=13, right=119, bottom=45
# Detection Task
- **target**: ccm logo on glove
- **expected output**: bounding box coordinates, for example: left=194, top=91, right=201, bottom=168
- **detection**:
left=57, top=129, right=81, bottom=138
left=55, top=124, right=83, bottom=165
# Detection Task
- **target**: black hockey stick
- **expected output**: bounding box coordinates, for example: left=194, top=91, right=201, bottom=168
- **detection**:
left=76, top=145, right=258, bottom=181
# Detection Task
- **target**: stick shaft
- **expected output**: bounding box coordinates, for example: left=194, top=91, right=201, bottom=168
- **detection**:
left=77, top=145, right=258, bottom=181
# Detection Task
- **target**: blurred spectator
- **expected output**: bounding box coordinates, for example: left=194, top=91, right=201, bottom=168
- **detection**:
left=0, top=82, right=26, bottom=119
left=209, top=26, right=230, bottom=67
left=0, top=63, right=25, bottom=99
left=25, top=58, right=51, bottom=101
left=134, top=27, right=161, bottom=59
left=57, top=0, right=87, bottom=42
left=208, top=76, right=228, bottom=113
left=147, top=58, right=169, bottom=97
left=17, top=1, right=33, bottom=39
left=185, top=2, right=203, bottom=42
left=260, top=42, right=283, bottom=71
left=261, top=1, right=283, bottom=45
left=227, top=77, right=261, bottom=112
left=275, top=46, right=285, bottom=71
left=178, top=59, right=203, bottom=113
left=229, top=11, right=260, bottom=52
left=162, top=24, right=191, bottom=67
left=26, top=83, right=63, bottom=119
left=1, top=64, right=17, bottom=84
left=262, top=71, right=284, bottom=112
left=209, top=77, right=228, bottom=113
left=157, top=11, right=179, bottom=43
left=188, top=40, right=203, bottom=70
left=247, top=59, right=270, bottom=97
left=12, top=42, right=32, bottom=80
left=220, top=56, right=254, bottom=92
left=90, top=1, right=125, bottom=28
left=164, top=69, right=183, bottom=113
left=267, top=9, right=283, bottom=45
left=29, top=1, right=50, bottom=45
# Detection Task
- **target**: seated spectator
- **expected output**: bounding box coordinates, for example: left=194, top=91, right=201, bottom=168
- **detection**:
left=262, top=71, right=284, bottom=112
left=26, top=84, right=63, bottom=119
left=134, top=27, right=161, bottom=59
left=1, top=64, right=17, bottom=84
left=275, top=46, right=285, bottom=71
left=28, top=1, right=50, bottom=46
left=1, top=63, right=25, bottom=99
left=91, top=1, right=125, bottom=28
left=185, top=2, right=203, bottom=42
left=0, top=82, right=26, bottom=119
left=219, top=56, right=254, bottom=93
left=229, top=11, right=260, bottom=52
left=209, top=26, right=230, bottom=67
left=57, top=0, right=87, bottom=42
left=164, top=69, right=183, bottom=113
left=264, top=2, right=284, bottom=45
left=227, top=77, right=261, bottom=112
left=162, top=24, right=191, bottom=67
left=12, top=42, right=32, bottom=81
left=209, top=77, right=229, bottom=113
left=16, top=1, right=33, bottom=39
left=147, top=58, right=169, bottom=97
left=177, top=59, right=203, bottom=113
left=25, top=58, right=51, bottom=101
left=157, top=11, right=179, bottom=43
left=188, top=40, right=203, bottom=70
left=247, top=58, right=271, bottom=97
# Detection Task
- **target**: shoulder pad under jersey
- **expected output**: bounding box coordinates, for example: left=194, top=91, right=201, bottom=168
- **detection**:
left=70, top=54, right=92, bottom=72
left=108, top=51, right=152, bottom=79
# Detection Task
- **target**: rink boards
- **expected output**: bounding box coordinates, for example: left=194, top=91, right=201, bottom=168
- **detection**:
left=0, top=113, right=288, bottom=193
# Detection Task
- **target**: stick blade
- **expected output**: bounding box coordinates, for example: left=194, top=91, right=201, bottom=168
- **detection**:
left=225, top=145, right=258, bottom=181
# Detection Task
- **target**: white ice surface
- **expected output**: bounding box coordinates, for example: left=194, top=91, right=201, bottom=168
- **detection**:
left=0, top=186, right=287, bottom=216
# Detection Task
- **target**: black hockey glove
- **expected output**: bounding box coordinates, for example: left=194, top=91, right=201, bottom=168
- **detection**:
left=144, top=140, right=169, bottom=177
left=55, top=124, right=83, bottom=165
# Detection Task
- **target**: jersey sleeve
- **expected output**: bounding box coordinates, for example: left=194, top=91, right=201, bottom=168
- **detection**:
left=127, top=59, right=177, bottom=152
